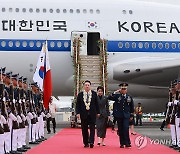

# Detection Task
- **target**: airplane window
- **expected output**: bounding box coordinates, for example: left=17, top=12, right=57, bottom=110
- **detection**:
left=15, top=8, right=19, bottom=12
left=118, top=42, right=123, bottom=48
left=132, top=42, right=136, bottom=48
left=64, top=42, right=69, bottom=48
left=90, top=9, right=93, bottom=14
left=8, top=41, right=13, bottom=47
left=171, top=43, right=176, bottom=49
left=76, top=9, right=80, bottom=13
left=29, top=41, right=34, bottom=47
left=9, top=8, right=13, bottom=12
left=36, top=8, right=40, bottom=13
left=49, top=9, right=53, bottom=13
left=178, top=43, right=180, bottom=49
left=125, top=42, right=130, bottom=48
left=15, top=41, right=20, bottom=47
left=158, top=43, right=163, bottom=49
left=165, top=43, right=169, bottom=49
left=122, top=10, right=126, bottom=14
left=22, top=41, right=27, bottom=47
left=43, top=8, right=47, bottom=13
left=36, top=41, right=41, bottom=47
left=63, top=9, right=67, bottom=13
left=56, top=9, right=60, bottom=13
left=22, top=8, right=26, bottom=13
left=29, top=8, right=33, bottom=13
left=70, top=9, right=73, bottom=13
left=152, top=42, right=156, bottom=49
left=144, top=42, right=149, bottom=48
left=50, top=41, right=55, bottom=48
left=2, top=8, right=5, bottom=12
left=57, top=41, right=62, bottom=47
left=96, top=9, right=100, bottom=14
left=138, top=42, right=143, bottom=48
left=129, top=10, right=133, bottom=14
left=124, top=70, right=130, bottom=73
left=83, top=9, right=87, bottom=14
left=1, top=41, right=6, bottom=47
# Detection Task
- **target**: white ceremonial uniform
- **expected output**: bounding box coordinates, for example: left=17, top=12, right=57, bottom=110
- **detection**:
left=27, top=112, right=35, bottom=142
left=17, top=115, right=23, bottom=149
left=174, top=100, right=180, bottom=148
left=0, top=115, right=5, bottom=154
left=21, top=113, right=27, bottom=147
left=8, top=112, right=18, bottom=152
left=39, top=112, right=45, bottom=138
left=35, top=115, right=40, bottom=141
left=1, top=114, right=10, bottom=153
left=168, top=102, right=177, bottom=146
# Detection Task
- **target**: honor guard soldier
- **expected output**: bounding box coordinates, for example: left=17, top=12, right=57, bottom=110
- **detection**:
left=20, top=78, right=31, bottom=150
left=0, top=107, right=5, bottom=154
left=173, top=80, right=180, bottom=151
left=5, top=72, right=21, bottom=154
left=168, top=80, right=178, bottom=149
left=108, top=83, right=134, bottom=148
left=0, top=67, right=11, bottom=154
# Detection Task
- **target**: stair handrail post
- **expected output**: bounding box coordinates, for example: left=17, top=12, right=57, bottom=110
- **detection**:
left=102, top=39, right=106, bottom=95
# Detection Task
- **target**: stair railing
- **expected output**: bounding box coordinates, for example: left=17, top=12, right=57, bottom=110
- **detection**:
left=72, top=37, right=82, bottom=98
left=98, top=39, right=108, bottom=95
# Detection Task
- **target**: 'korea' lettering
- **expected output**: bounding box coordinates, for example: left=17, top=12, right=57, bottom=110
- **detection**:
left=118, top=21, right=180, bottom=34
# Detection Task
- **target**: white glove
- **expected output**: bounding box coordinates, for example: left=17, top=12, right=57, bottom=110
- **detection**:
left=174, top=100, right=179, bottom=105
left=19, top=99, right=22, bottom=104
left=168, top=102, right=172, bottom=106
left=3, top=97, right=6, bottom=102
left=23, top=99, right=25, bottom=102
left=13, top=99, right=16, bottom=104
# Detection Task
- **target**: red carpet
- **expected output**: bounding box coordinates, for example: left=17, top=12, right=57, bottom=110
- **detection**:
left=26, top=128, right=178, bottom=154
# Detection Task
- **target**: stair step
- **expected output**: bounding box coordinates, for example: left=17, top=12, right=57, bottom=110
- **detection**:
left=81, top=63, right=100, bottom=67
left=80, top=55, right=100, bottom=59
left=82, top=70, right=101, bottom=74
left=81, top=67, right=100, bottom=71
left=81, top=61, right=100, bottom=64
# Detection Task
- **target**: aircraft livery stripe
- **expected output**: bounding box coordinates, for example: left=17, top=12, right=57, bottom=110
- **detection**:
left=0, top=39, right=180, bottom=52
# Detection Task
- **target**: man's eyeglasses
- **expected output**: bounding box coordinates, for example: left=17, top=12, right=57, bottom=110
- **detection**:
left=121, top=88, right=127, bottom=90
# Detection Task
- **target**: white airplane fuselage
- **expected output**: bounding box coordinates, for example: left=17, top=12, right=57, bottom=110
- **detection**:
left=0, top=0, right=180, bottom=112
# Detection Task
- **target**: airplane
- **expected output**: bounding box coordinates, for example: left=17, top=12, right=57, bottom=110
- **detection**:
left=0, top=0, right=180, bottom=112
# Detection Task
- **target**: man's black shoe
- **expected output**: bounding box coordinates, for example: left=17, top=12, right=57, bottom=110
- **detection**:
left=54, top=129, right=56, bottom=133
left=120, top=145, right=124, bottom=148
left=10, top=151, right=22, bottom=154
left=17, top=148, right=27, bottom=152
left=29, top=141, right=39, bottom=144
left=90, top=144, right=94, bottom=148
left=47, top=131, right=51, bottom=134
left=160, top=128, right=164, bottom=131
left=23, top=145, right=31, bottom=149
left=84, top=144, right=89, bottom=148
left=125, top=144, right=132, bottom=148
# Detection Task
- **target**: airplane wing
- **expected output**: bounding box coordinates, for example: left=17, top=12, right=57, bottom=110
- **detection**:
left=113, top=57, right=180, bottom=86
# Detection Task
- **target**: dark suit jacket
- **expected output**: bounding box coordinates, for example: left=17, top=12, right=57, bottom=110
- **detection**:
left=97, top=96, right=109, bottom=118
left=76, top=90, right=100, bottom=121
left=108, top=93, right=134, bottom=119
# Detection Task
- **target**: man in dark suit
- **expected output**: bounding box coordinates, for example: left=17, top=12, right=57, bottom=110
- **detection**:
left=76, top=80, right=100, bottom=148
left=108, top=83, right=134, bottom=148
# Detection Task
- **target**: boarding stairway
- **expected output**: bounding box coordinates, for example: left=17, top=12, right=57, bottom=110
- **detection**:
left=72, top=38, right=108, bottom=98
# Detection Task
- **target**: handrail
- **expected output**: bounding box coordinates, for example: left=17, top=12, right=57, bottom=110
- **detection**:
left=73, top=37, right=81, bottom=97
left=99, top=39, right=108, bottom=95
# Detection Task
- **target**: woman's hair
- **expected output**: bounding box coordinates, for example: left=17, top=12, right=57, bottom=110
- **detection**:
left=97, top=86, right=104, bottom=92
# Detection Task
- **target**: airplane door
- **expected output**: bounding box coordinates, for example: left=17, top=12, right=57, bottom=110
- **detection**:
left=71, top=31, right=87, bottom=56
